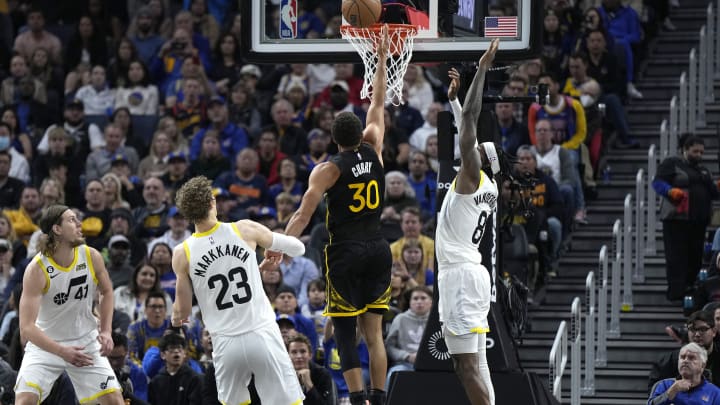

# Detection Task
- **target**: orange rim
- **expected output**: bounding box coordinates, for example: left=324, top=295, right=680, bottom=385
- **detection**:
left=341, top=23, right=418, bottom=56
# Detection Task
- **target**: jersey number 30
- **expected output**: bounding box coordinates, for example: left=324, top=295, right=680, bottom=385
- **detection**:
left=208, top=267, right=252, bottom=310
left=348, top=180, right=380, bottom=212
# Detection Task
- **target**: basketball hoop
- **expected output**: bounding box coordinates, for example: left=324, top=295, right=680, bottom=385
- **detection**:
left=341, top=23, right=418, bottom=106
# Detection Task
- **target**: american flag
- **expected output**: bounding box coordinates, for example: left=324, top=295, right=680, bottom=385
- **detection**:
left=484, top=16, right=518, bottom=37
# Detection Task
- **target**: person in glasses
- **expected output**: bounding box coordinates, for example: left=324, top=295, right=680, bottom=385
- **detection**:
left=649, top=310, right=720, bottom=391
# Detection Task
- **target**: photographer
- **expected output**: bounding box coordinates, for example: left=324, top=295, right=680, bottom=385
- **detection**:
left=108, top=332, right=149, bottom=404
left=511, top=146, right=566, bottom=285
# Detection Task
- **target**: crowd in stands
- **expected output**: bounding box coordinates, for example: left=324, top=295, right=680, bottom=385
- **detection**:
left=0, top=0, right=676, bottom=404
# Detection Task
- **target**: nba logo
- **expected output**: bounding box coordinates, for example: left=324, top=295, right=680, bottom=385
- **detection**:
left=280, top=0, right=297, bottom=39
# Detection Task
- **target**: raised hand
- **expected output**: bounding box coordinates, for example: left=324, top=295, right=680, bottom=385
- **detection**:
left=377, top=24, right=390, bottom=60
left=448, top=68, right=461, bottom=101
left=479, top=38, right=500, bottom=70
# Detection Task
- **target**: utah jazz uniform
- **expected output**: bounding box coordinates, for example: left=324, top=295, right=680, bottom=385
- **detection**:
left=15, top=245, right=121, bottom=402
left=324, top=143, right=392, bottom=316
left=183, top=222, right=303, bottom=405
left=436, top=170, right=498, bottom=340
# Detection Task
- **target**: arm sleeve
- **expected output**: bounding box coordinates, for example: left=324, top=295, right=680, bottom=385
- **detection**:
left=449, top=97, right=463, bottom=130
left=561, top=99, right=587, bottom=150
left=652, top=179, right=673, bottom=198
left=269, top=233, right=305, bottom=257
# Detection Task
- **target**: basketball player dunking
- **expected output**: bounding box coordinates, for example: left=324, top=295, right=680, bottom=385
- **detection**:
left=282, top=25, right=390, bottom=405
left=15, top=205, right=124, bottom=405
left=436, top=38, right=500, bottom=405
left=171, top=176, right=307, bottom=404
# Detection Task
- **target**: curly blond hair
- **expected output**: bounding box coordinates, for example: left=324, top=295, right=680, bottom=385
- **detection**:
left=175, top=176, right=214, bottom=224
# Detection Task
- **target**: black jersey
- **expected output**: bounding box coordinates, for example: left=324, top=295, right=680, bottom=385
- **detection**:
left=325, top=143, right=385, bottom=241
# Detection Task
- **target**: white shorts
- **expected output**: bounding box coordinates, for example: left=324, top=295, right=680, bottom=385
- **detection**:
left=438, top=263, right=491, bottom=337
left=443, top=326, right=487, bottom=355
left=15, top=331, right=121, bottom=403
left=213, top=324, right=304, bottom=405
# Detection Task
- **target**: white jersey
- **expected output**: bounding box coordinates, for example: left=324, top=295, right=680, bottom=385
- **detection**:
left=185, top=222, right=275, bottom=337
left=436, top=170, right=498, bottom=265
left=34, top=245, right=99, bottom=342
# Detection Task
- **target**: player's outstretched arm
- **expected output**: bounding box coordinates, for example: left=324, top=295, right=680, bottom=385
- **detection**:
left=362, top=24, right=390, bottom=162
left=19, top=261, right=94, bottom=367
left=238, top=218, right=305, bottom=257
left=285, top=162, right=339, bottom=238
left=171, top=244, right=193, bottom=327
left=89, top=247, right=115, bottom=355
left=455, top=38, right=499, bottom=195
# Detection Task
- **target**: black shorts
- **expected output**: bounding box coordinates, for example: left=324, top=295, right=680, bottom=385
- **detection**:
left=323, top=238, right=392, bottom=317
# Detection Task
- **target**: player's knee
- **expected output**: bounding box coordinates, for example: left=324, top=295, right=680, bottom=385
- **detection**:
left=14, top=393, right=39, bottom=405
left=453, top=355, right=479, bottom=380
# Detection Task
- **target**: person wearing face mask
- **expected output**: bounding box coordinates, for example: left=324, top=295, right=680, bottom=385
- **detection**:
left=0, top=123, right=29, bottom=184
left=652, top=135, right=720, bottom=302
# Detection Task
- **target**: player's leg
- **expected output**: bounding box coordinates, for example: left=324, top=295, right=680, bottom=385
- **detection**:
left=212, top=334, right=253, bottom=404
left=450, top=349, right=491, bottom=405
left=66, top=338, right=123, bottom=405
left=358, top=311, right=387, bottom=405
left=332, top=315, right=367, bottom=405
left=477, top=333, right=495, bottom=405
left=15, top=344, right=64, bottom=404
left=249, top=326, right=304, bottom=404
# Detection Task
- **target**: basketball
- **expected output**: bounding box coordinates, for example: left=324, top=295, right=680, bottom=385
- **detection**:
left=342, top=0, right=382, bottom=28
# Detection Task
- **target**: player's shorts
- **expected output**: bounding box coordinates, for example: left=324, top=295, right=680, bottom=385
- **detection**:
left=323, top=238, right=392, bottom=317
left=212, top=324, right=304, bottom=405
left=438, top=263, right=491, bottom=343
left=15, top=331, right=121, bottom=403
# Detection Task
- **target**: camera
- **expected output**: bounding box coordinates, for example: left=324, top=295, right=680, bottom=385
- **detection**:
left=171, top=41, right=186, bottom=51
left=505, top=170, right=538, bottom=221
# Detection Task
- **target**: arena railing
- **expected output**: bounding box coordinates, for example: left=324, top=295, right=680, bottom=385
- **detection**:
left=659, top=120, right=669, bottom=159
left=680, top=72, right=689, bottom=135
left=570, top=297, right=582, bottom=405
left=549, top=320, right=568, bottom=402
left=582, top=271, right=596, bottom=396
left=622, top=194, right=634, bottom=312
left=596, top=245, right=609, bottom=367
left=669, top=96, right=679, bottom=156
left=699, top=29, right=707, bottom=127
left=634, top=169, right=646, bottom=284
left=646, top=145, right=657, bottom=256
left=690, top=49, right=699, bottom=132
left=609, top=219, right=622, bottom=338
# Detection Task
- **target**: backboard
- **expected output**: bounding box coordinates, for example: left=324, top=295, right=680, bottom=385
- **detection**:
left=240, top=0, right=543, bottom=63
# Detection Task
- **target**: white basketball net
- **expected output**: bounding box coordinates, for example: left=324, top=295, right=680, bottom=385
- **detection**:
left=341, top=24, right=418, bottom=106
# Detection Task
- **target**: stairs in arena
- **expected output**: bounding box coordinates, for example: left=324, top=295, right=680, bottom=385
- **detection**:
left=516, top=3, right=716, bottom=404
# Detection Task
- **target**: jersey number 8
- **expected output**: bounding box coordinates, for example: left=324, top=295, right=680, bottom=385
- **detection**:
left=348, top=180, right=380, bottom=213
left=208, top=267, right=252, bottom=310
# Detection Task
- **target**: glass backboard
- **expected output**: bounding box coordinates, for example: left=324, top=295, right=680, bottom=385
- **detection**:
left=240, top=0, right=542, bottom=63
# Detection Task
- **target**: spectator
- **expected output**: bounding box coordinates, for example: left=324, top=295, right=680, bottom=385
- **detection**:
left=269, top=98, right=309, bottom=156
left=188, top=130, right=231, bottom=180
left=652, top=135, right=719, bottom=301
left=151, top=26, right=206, bottom=94
left=1, top=55, right=47, bottom=106
left=649, top=342, right=720, bottom=405
left=109, top=207, right=147, bottom=267
left=0, top=123, right=29, bottom=184
left=190, top=95, right=249, bottom=161
left=385, top=286, right=432, bottom=388
left=650, top=310, right=720, bottom=389
left=392, top=238, right=434, bottom=289
left=275, top=242, right=320, bottom=308
left=0, top=240, right=16, bottom=294
left=108, top=332, right=149, bottom=403
left=160, top=151, right=191, bottom=194
left=585, top=29, right=624, bottom=99
left=168, top=76, right=207, bottom=140
left=409, top=102, right=442, bottom=153
left=114, top=262, right=172, bottom=323
left=276, top=64, right=310, bottom=101
left=598, top=0, right=644, bottom=99
left=148, top=332, right=203, bottom=405
left=75, top=65, right=116, bottom=116
left=64, top=16, right=109, bottom=93
left=0, top=150, right=24, bottom=209
left=107, top=38, right=139, bottom=88
left=277, top=313, right=299, bottom=346
left=296, top=128, right=333, bottom=182
left=106, top=233, right=134, bottom=288
left=114, top=59, right=160, bottom=115
left=28, top=47, right=63, bottom=107
left=38, top=178, right=64, bottom=208
left=275, top=284, right=319, bottom=355
left=261, top=260, right=284, bottom=303
left=390, top=207, right=435, bottom=272
left=81, top=179, right=112, bottom=250
left=269, top=158, right=304, bottom=207
left=214, top=148, right=269, bottom=215
left=108, top=155, right=145, bottom=209
left=403, top=65, right=433, bottom=116
left=285, top=79, right=312, bottom=128
left=13, top=7, right=62, bottom=65
left=138, top=130, right=172, bottom=180
left=1, top=107, right=34, bottom=162
left=142, top=325, right=202, bottom=379
left=129, top=6, right=165, bottom=66
left=163, top=56, right=214, bottom=108
left=495, top=101, right=530, bottom=156
left=158, top=116, right=189, bottom=154
left=148, top=242, right=176, bottom=300
left=133, top=177, right=170, bottom=241
left=3, top=186, right=41, bottom=242
left=381, top=172, right=420, bottom=239
left=37, top=98, right=105, bottom=160
left=381, top=107, right=411, bottom=173
left=301, top=279, right=327, bottom=352
left=386, top=94, right=423, bottom=141
left=210, top=32, right=243, bottom=95
left=313, top=63, right=365, bottom=109
left=173, top=9, right=212, bottom=69
left=287, top=334, right=334, bottom=405
left=406, top=150, right=436, bottom=218
left=147, top=206, right=191, bottom=253
left=228, top=82, right=262, bottom=139
left=85, top=124, right=140, bottom=181
left=127, top=291, right=172, bottom=364
left=541, top=9, right=571, bottom=77
left=256, top=129, right=287, bottom=186
left=504, top=73, right=530, bottom=124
